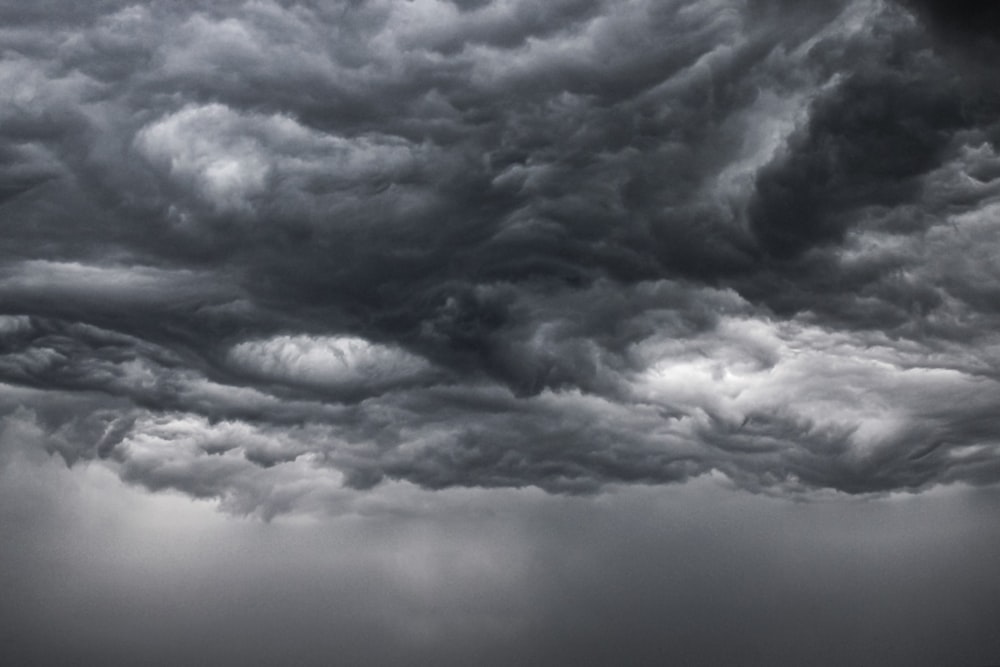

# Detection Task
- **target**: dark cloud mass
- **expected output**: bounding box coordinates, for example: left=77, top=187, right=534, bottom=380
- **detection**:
left=4, top=0, right=1000, bottom=664
left=2, top=0, right=1000, bottom=508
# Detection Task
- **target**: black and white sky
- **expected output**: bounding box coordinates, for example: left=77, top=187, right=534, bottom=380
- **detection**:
left=2, top=0, right=1000, bottom=664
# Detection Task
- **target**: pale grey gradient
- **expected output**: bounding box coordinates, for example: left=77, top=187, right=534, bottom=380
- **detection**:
left=2, top=447, right=999, bottom=666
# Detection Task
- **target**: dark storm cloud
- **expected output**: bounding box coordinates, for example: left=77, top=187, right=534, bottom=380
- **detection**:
left=4, top=0, right=1000, bottom=514
left=748, top=55, right=965, bottom=258
left=901, top=0, right=1000, bottom=42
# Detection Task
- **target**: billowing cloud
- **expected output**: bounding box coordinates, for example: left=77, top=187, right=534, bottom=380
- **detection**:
left=134, top=102, right=434, bottom=218
left=227, top=334, right=435, bottom=396
left=2, top=0, right=1000, bottom=521
left=6, top=3, right=1000, bottom=665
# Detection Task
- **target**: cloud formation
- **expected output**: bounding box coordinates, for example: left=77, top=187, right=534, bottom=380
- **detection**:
left=3, top=0, right=1000, bottom=515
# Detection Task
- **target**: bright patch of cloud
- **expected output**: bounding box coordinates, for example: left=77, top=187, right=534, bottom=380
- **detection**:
left=229, top=334, right=434, bottom=393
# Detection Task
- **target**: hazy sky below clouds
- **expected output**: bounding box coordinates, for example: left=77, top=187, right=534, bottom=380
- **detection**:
left=2, top=0, right=1000, bottom=664
left=3, top=437, right=1000, bottom=667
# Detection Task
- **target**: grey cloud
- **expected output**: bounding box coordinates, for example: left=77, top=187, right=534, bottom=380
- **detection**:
left=2, top=0, right=1000, bottom=515
left=748, top=58, right=965, bottom=258
left=900, top=0, right=1000, bottom=42
left=6, top=3, right=1000, bottom=665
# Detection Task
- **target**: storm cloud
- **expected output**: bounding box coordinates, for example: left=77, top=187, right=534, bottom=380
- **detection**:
left=4, top=0, right=1000, bottom=511
left=4, top=0, right=1000, bottom=664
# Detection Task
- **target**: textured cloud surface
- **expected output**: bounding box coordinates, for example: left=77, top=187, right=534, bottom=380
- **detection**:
left=4, top=0, right=1000, bottom=515
left=4, top=1, right=1000, bottom=665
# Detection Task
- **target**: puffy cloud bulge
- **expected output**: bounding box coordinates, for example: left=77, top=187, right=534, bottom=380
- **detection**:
left=3, top=0, right=1000, bottom=515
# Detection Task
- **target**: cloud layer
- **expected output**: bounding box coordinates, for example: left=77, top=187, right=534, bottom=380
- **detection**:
left=3, top=0, right=1000, bottom=516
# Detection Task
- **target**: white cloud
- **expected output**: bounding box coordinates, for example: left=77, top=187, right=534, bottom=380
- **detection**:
left=0, top=315, right=32, bottom=336
left=134, top=104, right=276, bottom=212
left=228, top=334, right=434, bottom=393
left=134, top=103, right=428, bottom=215
left=632, top=313, right=1000, bottom=465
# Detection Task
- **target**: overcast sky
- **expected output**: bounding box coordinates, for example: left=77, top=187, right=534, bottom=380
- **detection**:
left=2, top=0, right=1000, bottom=665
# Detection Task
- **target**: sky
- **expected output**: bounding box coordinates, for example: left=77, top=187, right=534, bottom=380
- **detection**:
left=2, top=0, right=1000, bottom=664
